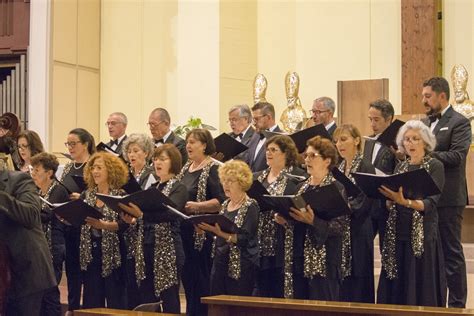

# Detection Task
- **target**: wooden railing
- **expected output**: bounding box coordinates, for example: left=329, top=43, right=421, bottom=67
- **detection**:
left=202, top=295, right=474, bottom=316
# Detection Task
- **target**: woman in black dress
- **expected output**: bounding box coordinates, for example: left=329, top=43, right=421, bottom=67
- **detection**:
left=122, top=133, right=155, bottom=189
left=121, top=144, right=187, bottom=313
left=198, top=160, right=259, bottom=296
left=333, top=124, right=375, bottom=303
left=256, top=135, right=305, bottom=299
left=178, top=128, right=225, bottom=316
left=377, top=120, right=446, bottom=307
left=60, top=128, right=95, bottom=312
left=80, top=152, right=129, bottom=309
left=30, top=153, right=69, bottom=316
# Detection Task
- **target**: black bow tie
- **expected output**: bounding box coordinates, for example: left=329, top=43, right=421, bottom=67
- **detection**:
left=110, top=139, right=118, bottom=146
left=233, top=133, right=243, bottom=139
left=155, top=139, right=164, bottom=144
left=259, top=133, right=266, bottom=140
left=429, top=113, right=441, bottom=123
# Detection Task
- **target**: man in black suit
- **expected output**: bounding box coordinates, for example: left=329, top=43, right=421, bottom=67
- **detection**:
left=245, top=102, right=282, bottom=172
left=148, top=107, right=188, bottom=162
left=311, top=97, right=337, bottom=137
left=422, top=77, right=471, bottom=308
left=105, top=112, right=128, bottom=156
left=228, top=104, right=255, bottom=146
left=363, top=99, right=397, bottom=249
left=0, top=163, right=56, bottom=315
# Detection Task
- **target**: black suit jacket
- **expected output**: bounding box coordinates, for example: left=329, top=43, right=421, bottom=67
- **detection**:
left=229, top=125, right=255, bottom=160
left=363, top=138, right=397, bottom=175
left=422, top=106, right=472, bottom=207
left=327, top=122, right=337, bottom=138
left=0, top=171, right=56, bottom=299
left=246, top=125, right=282, bottom=172
left=106, top=135, right=127, bottom=157
left=164, top=131, right=188, bottom=163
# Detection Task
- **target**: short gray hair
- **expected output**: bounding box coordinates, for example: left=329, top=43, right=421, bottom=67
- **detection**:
left=396, top=120, right=437, bottom=154
left=109, top=112, right=128, bottom=125
left=314, top=97, right=335, bottom=114
left=122, top=133, right=155, bottom=162
left=228, top=104, right=252, bottom=123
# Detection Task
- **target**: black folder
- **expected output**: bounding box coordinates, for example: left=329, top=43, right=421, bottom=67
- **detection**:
left=376, top=119, right=405, bottom=149
left=352, top=168, right=441, bottom=200
left=51, top=199, right=104, bottom=227
left=214, top=133, right=248, bottom=162
left=263, top=124, right=331, bottom=153
left=96, top=187, right=176, bottom=217
left=71, top=175, right=87, bottom=192
left=122, top=173, right=142, bottom=194
left=185, top=214, right=239, bottom=234
left=247, top=180, right=274, bottom=212
left=263, top=183, right=351, bottom=220
left=96, top=142, right=119, bottom=156
left=55, top=176, right=73, bottom=194
left=331, top=167, right=362, bottom=198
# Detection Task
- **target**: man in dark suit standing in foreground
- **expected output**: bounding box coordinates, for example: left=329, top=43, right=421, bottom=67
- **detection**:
left=245, top=102, right=282, bottom=172
left=422, top=77, right=471, bottom=308
left=148, top=107, right=188, bottom=162
left=105, top=112, right=128, bottom=156
left=0, top=158, right=56, bottom=315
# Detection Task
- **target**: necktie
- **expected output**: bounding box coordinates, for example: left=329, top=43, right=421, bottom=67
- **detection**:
left=233, top=133, right=243, bottom=139
left=429, top=113, right=441, bottom=123
left=110, top=139, right=118, bottom=146
left=259, top=133, right=265, bottom=140
left=155, top=139, right=164, bottom=145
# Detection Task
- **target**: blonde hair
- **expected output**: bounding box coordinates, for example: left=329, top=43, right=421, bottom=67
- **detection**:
left=218, top=160, right=253, bottom=192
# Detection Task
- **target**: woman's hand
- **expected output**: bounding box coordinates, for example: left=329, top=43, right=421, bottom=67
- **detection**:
left=120, top=212, right=137, bottom=225
left=194, top=224, right=205, bottom=235
left=289, top=205, right=315, bottom=225
left=197, top=222, right=223, bottom=237
left=85, top=217, right=108, bottom=230
left=55, top=214, right=72, bottom=226
left=118, top=202, right=143, bottom=218
left=69, top=192, right=81, bottom=200
left=185, top=201, right=201, bottom=215
left=274, top=213, right=289, bottom=227
left=379, top=185, right=407, bottom=206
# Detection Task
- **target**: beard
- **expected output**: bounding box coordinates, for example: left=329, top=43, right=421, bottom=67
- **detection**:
left=424, top=102, right=441, bottom=116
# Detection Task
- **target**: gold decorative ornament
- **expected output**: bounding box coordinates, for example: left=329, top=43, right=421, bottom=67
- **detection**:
left=451, top=65, right=474, bottom=141
left=253, top=73, right=268, bottom=105
left=280, top=71, right=307, bottom=133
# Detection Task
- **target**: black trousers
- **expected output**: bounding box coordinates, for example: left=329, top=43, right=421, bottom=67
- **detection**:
left=40, top=245, right=65, bottom=316
left=6, top=290, right=44, bottom=316
left=438, top=206, right=467, bottom=308
left=82, top=240, right=127, bottom=309
left=255, top=266, right=284, bottom=298
left=64, top=228, right=82, bottom=311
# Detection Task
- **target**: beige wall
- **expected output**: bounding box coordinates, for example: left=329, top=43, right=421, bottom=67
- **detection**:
left=443, top=0, right=474, bottom=101
left=50, top=0, right=100, bottom=152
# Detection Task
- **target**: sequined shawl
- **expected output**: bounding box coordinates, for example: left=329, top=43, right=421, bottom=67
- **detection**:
left=220, top=197, right=254, bottom=280
left=381, top=156, right=431, bottom=280
left=80, top=187, right=122, bottom=277
left=176, top=159, right=218, bottom=251
left=39, top=180, right=59, bottom=254
left=336, top=152, right=363, bottom=279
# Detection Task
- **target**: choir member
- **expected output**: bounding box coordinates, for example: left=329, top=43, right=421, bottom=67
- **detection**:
left=16, top=130, right=44, bottom=173
left=254, top=135, right=303, bottom=298
left=333, top=124, right=375, bottom=303
left=31, top=153, right=70, bottom=316
left=377, top=120, right=447, bottom=307
left=60, top=128, right=95, bottom=312
left=179, top=128, right=225, bottom=316
left=121, top=144, right=187, bottom=313
left=122, top=133, right=155, bottom=188
left=79, top=152, right=129, bottom=308
left=198, top=160, right=259, bottom=296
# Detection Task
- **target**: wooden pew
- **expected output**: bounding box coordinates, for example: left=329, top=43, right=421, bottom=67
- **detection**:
left=202, top=295, right=474, bottom=316
left=74, top=308, right=183, bottom=315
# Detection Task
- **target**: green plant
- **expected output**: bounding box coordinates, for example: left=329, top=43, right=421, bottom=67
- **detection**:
left=173, top=116, right=216, bottom=138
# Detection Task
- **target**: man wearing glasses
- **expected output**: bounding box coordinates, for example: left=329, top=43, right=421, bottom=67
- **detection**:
left=245, top=102, right=282, bottom=172
left=310, top=97, right=337, bottom=137
left=227, top=104, right=255, bottom=146
left=148, top=108, right=187, bottom=162
left=105, top=112, right=128, bottom=155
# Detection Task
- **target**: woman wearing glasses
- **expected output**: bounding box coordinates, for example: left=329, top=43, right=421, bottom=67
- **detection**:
left=377, top=120, right=446, bottom=307
left=333, top=124, right=376, bottom=303
left=16, top=130, right=44, bottom=173
left=60, top=128, right=96, bottom=313
left=121, top=144, right=187, bottom=313
left=254, top=135, right=305, bottom=299
left=122, top=133, right=155, bottom=189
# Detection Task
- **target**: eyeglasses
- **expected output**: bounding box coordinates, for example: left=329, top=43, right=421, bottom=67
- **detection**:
left=221, top=178, right=237, bottom=185
left=65, top=141, right=82, bottom=148
left=252, top=115, right=267, bottom=122
left=227, top=117, right=244, bottom=123
left=266, top=147, right=281, bottom=153
left=309, top=109, right=329, bottom=115
left=17, top=144, right=29, bottom=150
left=402, top=136, right=422, bottom=144
left=147, top=121, right=165, bottom=128
left=303, top=152, right=322, bottom=160
left=105, top=121, right=123, bottom=127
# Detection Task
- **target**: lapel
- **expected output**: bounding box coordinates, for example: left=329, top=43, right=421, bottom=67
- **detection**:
left=433, top=106, right=453, bottom=135
left=363, top=138, right=375, bottom=161
left=166, top=132, right=175, bottom=144
left=242, top=126, right=255, bottom=145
